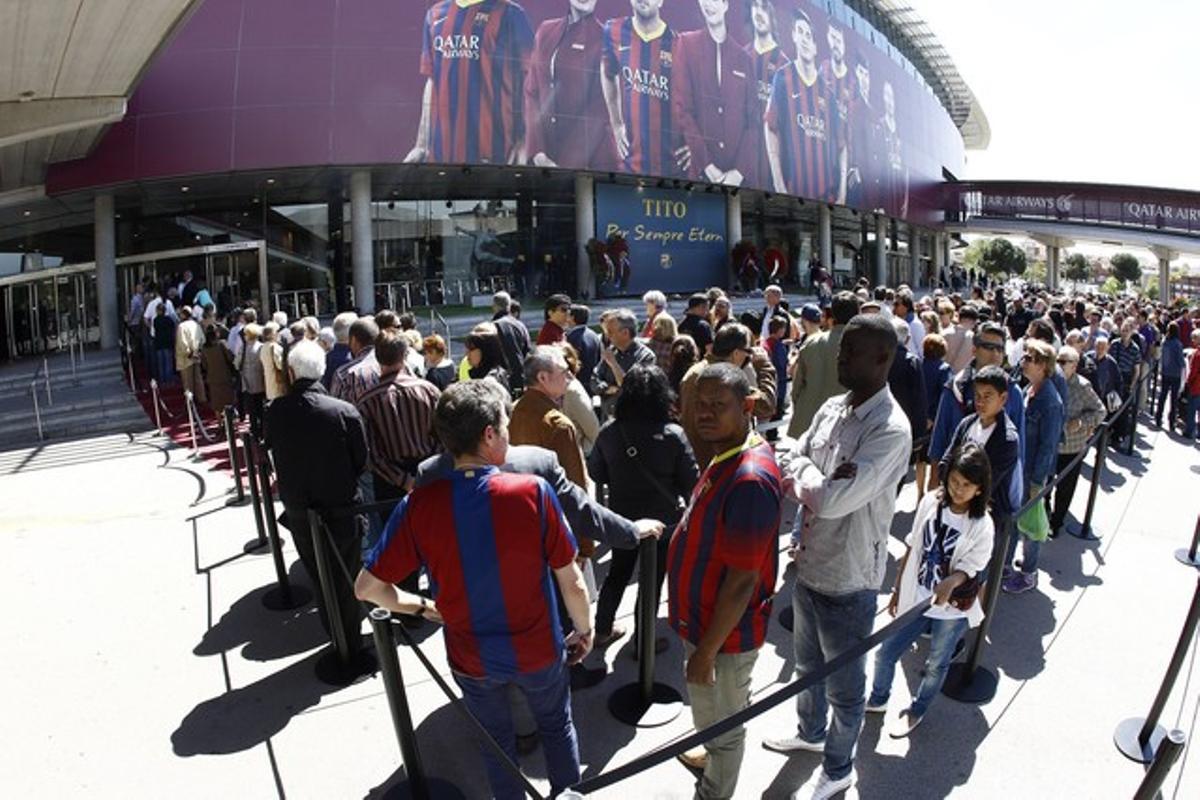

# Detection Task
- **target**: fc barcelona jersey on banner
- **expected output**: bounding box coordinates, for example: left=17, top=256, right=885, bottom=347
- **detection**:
left=602, top=17, right=678, bottom=177
left=420, top=0, right=534, bottom=164
left=765, top=65, right=840, bottom=203
left=745, top=42, right=790, bottom=189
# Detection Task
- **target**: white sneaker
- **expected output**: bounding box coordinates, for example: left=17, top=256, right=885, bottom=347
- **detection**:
left=763, top=735, right=826, bottom=755
left=864, top=699, right=887, bottom=714
left=793, top=768, right=855, bottom=800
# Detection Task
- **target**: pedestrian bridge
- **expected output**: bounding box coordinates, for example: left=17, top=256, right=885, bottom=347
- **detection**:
left=942, top=180, right=1200, bottom=293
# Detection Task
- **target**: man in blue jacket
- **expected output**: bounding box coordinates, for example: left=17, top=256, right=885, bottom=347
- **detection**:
left=928, top=322, right=1025, bottom=486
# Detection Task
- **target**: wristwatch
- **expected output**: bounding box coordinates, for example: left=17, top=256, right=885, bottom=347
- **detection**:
left=416, top=597, right=429, bottom=618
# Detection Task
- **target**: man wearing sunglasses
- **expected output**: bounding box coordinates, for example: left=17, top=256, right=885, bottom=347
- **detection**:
left=928, top=321, right=1026, bottom=489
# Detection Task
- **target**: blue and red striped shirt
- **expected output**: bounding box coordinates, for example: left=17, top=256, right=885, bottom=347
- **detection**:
left=420, top=0, right=534, bottom=164
left=601, top=16, right=679, bottom=177
left=764, top=63, right=840, bottom=202
left=367, top=466, right=578, bottom=679
left=668, top=435, right=782, bottom=654
left=745, top=41, right=790, bottom=189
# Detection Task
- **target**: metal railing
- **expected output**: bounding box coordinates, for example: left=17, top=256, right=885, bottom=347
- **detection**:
left=376, top=276, right=514, bottom=312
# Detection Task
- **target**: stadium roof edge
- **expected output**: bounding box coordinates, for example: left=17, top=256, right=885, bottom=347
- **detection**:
left=851, top=0, right=991, bottom=150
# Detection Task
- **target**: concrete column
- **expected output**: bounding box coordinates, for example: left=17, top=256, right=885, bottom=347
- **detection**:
left=574, top=173, right=595, bottom=299
left=932, top=231, right=945, bottom=286
left=349, top=169, right=374, bottom=313
left=909, top=228, right=922, bottom=289
left=94, top=193, right=118, bottom=348
left=874, top=214, right=888, bottom=287
left=726, top=191, right=743, bottom=290
left=818, top=204, right=833, bottom=270
left=1159, top=256, right=1170, bottom=302
left=1046, top=245, right=1060, bottom=291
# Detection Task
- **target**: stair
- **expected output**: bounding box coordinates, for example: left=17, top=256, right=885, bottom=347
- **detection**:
left=0, top=348, right=153, bottom=451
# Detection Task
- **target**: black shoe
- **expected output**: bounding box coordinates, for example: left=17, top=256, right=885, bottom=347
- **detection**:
left=516, top=732, right=540, bottom=755
left=569, top=664, right=607, bottom=690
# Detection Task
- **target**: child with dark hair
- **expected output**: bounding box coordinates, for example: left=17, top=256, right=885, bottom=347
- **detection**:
left=867, top=443, right=995, bottom=737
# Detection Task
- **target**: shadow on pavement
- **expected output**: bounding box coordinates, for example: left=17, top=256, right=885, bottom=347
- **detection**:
left=172, top=647, right=359, bottom=756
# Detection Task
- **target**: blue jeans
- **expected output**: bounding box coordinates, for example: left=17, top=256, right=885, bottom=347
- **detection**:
left=1006, top=527, right=1042, bottom=573
left=868, top=613, right=968, bottom=717
left=1185, top=393, right=1200, bottom=439
left=454, top=657, right=580, bottom=799
left=1156, top=375, right=1181, bottom=426
left=792, top=583, right=877, bottom=781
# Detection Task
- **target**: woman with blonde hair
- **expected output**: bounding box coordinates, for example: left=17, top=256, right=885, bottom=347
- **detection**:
left=260, top=322, right=287, bottom=401
left=646, top=312, right=677, bottom=373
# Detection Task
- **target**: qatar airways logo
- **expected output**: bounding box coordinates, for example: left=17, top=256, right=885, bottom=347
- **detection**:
left=796, top=112, right=827, bottom=141
left=1126, top=202, right=1200, bottom=223
left=984, top=194, right=1074, bottom=214
left=434, top=33, right=481, bottom=60
left=622, top=66, right=670, bottom=101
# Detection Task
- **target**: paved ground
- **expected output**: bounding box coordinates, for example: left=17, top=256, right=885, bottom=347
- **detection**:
left=2, top=304, right=1200, bottom=798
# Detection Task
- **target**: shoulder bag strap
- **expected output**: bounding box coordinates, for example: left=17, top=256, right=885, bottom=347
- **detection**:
left=617, top=423, right=685, bottom=510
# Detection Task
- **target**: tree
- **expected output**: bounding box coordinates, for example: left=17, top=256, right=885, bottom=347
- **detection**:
left=1100, top=276, right=1122, bottom=297
left=978, top=238, right=1026, bottom=277
left=1109, top=252, right=1142, bottom=285
left=963, top=239, right=988, bottom=270
left=1064, top=253, right=1091, bottom=288
left=1026, top=259, right=1047, bottom=285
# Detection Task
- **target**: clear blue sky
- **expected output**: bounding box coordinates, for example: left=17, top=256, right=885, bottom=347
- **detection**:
left=911, top=0, right=1199, bottom=193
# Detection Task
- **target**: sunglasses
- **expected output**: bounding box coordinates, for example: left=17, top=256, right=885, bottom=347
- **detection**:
left=976, top=341, right=1004, bottom=352
left=1056, top=358, right=1076, bottom=365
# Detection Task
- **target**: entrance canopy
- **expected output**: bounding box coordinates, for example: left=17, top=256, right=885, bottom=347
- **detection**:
left=0, top=0, right=199, bottom=195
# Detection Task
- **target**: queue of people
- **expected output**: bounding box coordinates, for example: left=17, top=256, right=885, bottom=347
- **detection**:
left=190, top=273, right=1200, bottom=800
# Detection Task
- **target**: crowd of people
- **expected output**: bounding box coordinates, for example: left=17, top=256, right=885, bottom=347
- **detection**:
left=137, top=265, right=1200, bottom=799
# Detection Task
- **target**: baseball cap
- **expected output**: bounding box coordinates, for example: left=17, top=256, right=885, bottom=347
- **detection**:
left=800, top=304, right=822, bottom=323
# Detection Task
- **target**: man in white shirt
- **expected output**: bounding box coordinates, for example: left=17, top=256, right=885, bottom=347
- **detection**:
left=175, top=307, right=207, bottom=405
left=893, top=287, right=924, bottom=360
left=765, top=314, right=912, bottom=800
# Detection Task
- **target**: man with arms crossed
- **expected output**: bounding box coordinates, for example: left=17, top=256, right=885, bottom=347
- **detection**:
left=766, top=314, right=911, bottom=800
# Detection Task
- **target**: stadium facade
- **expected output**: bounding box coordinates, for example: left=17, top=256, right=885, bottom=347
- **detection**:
left=0, top=0, right=989, bottom=360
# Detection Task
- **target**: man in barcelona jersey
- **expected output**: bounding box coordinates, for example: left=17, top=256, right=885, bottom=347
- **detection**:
left=764, top=8, right=845, bottom=204
left=846, top=48, right=883, bottom=211
left=600, top=0, right=690, bottom=177
left=668, top=363, right=782, bottom=800
left=356, top=381, right=593, bottom=799
left=879, top=81, right=910, bottom=218
left=743, top=0, right=790, bottom=190
left=524, top=0, right=615, bottom=171
left=819, top=20, right=852, bottom=204
left=405, top=0, right=534, bottom=166
left=672, top=0, right=758, bottom=186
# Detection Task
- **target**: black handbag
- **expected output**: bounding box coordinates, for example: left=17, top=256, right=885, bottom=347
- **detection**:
left=617, top=423, right=685, bottom=512
left=932, top=503, right=981, bottom=611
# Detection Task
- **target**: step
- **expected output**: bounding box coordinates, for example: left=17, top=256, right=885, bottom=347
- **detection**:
left=0, top=405, right=153, bottom=452
left=0, top=380, right=138, bottom=423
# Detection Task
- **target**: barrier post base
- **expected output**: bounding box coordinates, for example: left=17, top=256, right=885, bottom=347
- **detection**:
left=1174, top=548, right=1200, bottom=568
left=777, top=605, right=794, bottom=632
left=1067, top=522, right=1102, bottom=542
left=608, top=682, right=684, bottom=728
left=262, top=584, right=313, bottom=611
left=941, top=662, right=999, bottom=704
left=243, top=538, right=272, bottom=554
left=314, top=640, right=378, bottom=687
left=1113, top=716, right=1166, bottom=763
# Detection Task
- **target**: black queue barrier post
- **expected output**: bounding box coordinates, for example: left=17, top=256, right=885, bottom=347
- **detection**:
left=1132, top=729, right=1186, bottom=800
left=241, top=433, right=271, bottom=554
left=369, top=608, right=435, bottom=800
left=1114, top=576, right=1200, bottom=763
left=941, top=516, right=1014, bottom=704
left=309, top=509, right=375, bottom=686
left=1068, top=421, right=1108, bottom=542
left=1174, top=514, right=1200, bottom=568
left=224, top=406, right=249, bottom=508
left=258, top=459, right=312, bottom=611
left=608, top=539, right=683, bottom=727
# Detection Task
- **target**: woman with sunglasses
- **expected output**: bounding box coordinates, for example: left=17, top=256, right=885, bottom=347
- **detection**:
left=1047, top=346, right=1104, bottom=538
left=1002, top=339, right=1064, bottom=595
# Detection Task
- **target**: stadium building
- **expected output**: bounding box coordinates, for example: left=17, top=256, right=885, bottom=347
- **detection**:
left=0, top=0, right=990, bottom=361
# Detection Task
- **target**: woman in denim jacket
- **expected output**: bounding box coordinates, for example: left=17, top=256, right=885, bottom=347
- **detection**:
left=1003, top=339, right=1064, bottom=595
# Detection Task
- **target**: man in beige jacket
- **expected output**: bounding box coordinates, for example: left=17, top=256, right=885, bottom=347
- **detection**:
left=787, top=292, right=861, bottom=439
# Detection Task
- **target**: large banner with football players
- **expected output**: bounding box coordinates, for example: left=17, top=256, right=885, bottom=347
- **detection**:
left=403, top=0, right=965, bottom=224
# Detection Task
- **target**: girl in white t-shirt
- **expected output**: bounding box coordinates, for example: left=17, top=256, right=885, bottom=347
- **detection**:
left=867, top=443, right=995, bottom=737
